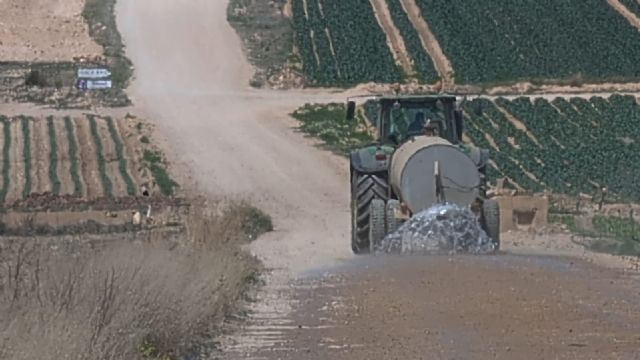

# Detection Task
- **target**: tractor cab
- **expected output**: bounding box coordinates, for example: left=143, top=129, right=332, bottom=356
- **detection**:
left=348, top=95, right=465, bottom=146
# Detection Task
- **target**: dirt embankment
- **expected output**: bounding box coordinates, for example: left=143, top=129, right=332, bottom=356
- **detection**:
left=369, top=0, right=414, bottom=76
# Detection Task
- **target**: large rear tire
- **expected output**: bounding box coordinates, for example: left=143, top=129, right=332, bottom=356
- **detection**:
left=481, top=199, right=501, bottom=251
left=351, top=172, right=389, bottom=254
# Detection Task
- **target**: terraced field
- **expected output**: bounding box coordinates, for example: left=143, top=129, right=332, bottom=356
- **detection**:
left=291, top=0, right=640, bottom=86
left=0, top=115, right=172, bottom=207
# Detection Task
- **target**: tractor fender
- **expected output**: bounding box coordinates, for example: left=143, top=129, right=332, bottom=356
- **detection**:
left=350, top=145, right=393, bottom=174
left=460, top=145, right=490, bottom=169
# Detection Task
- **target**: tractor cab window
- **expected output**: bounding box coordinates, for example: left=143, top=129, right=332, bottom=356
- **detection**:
left=384, top=102, right=447, bottom=143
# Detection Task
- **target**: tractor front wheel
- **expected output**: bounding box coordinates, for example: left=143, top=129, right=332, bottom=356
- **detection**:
left=351, top=172, right=389, bottom=254
left=481, top=199, right=501, bottom=251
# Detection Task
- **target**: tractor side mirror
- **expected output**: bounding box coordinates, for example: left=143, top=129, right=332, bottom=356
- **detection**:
left=454, top=110, right=464, bottom=142
left=346, top=101, right=356, bottom=120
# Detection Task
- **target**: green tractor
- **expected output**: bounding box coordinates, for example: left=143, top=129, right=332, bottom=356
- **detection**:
left=347, top=95, right=500, bottom=254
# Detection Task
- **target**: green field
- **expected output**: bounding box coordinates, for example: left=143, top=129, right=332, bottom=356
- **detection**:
left=290, top=0, right=640, bottom=86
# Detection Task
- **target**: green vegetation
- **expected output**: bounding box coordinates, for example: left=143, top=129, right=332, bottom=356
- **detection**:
left=64, top=117, right=83, bottom=196
left=88, top=116, right=113, bottom=197
left=83, top=0, right=132, bottom=88
left=106, top=117, right=136, bottom=196
left=550, top=213, right=640, bottom=256
left=291, top=103, right=374, bottom=154
left=143, top=150, right=178, bottom=196
left=21, top=117, right=32, bottom=199
left=386, top=0, right=438, bottom=83
left=462, top=95, right=640, bottom=200
left=0, top=117, right=10, bottom=202
left=291, top=0, right=402, bottom=86
left=415, top=0, right=640, bottom=84
left=47, top=117, right=61, bottom=194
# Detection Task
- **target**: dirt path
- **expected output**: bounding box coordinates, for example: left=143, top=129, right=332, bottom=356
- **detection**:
left=116, top=1, right=640, bottom=358
left=369, top=0, right=414, bottom=76
left=399, top=0, right=454, bottom=87
left=53, top=118, right=76, bottom=196
left=6, top=118, right=25, bottom=205
left=96, top=117, right=128, bottom=197
left=608, top=0, right=640, bottom=30
left=73, top=117, right=103, bottom=199
left=31, top=117, right=51, bottom=195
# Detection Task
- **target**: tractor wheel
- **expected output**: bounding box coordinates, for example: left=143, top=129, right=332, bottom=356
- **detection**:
left=369, top=199, right=387, bottom=253
left=481, top=199, right=501, bottom=251
left=351, top=173, right=389, bottom=254
left=386, top=200, right=401, bottom=235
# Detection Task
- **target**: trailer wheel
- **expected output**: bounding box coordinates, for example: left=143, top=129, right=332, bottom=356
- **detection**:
left=369, top=199, right=387, bottom=253
left=351, top=173, right=389, bottom=254
left=482, top=199, right=501, bottom=251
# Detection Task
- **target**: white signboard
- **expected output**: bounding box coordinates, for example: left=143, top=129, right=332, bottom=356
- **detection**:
left=77, top=68, right=111, bottom=79
left=77, top=79, right=112, bottom=90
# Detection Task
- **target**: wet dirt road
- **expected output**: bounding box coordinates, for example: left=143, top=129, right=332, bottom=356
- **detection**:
left=115, top=1, right=640, bottom=359
left=227, top=255, right=640, bottom=360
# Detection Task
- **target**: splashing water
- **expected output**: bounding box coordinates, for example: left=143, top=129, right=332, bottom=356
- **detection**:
left=377, top=204, right=496, bottom=255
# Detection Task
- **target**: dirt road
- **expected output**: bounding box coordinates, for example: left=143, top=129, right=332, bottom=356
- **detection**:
left=116, top=1, right=640, bottom=359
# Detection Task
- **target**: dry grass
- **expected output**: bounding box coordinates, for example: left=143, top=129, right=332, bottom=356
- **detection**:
left=0, top=202, right=266, bottom=359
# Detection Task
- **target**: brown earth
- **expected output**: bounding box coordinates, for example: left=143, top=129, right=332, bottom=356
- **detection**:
left=6, top=118, right=25, bottom=205
left=53, top=118, right=77, bottom=196
left=369, top=0, right=414, bottom=76
left=73, top=116, right=103, bottom=199
left=0, top=0, right=102, bottom=62
left=95, top=117, right=128, bottom=197
left=399, top=0, right=454, bottom=87
left=31, top=118, right=52, bottom=195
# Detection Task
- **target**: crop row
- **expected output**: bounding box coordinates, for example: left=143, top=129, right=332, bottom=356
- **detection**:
left=385, top=0, right=438, bottom=83
left=292, top=0, right=403, bottom=86
left=415, top=0, right=640, bottom=84
left=0, top=116, right=142, bottom=204
left=463, top=95, right=640, bottom=200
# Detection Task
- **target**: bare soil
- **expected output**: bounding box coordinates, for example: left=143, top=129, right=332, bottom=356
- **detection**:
left=31, top=118, right=52, bottom=195
left=73, top=117, right=103, bottom=199
left=0, top=0, right=102, bottom=62
left=52, top=119, right=77, bottom=196
left=398, top=0, right=454, bottom=87
left=95, top=117, right=128, bottom=197
left=6, top=118, right=25, bottom=205
left=369, top=0, right=414, bottom=76
left=608, top=0, right=640, bottom=30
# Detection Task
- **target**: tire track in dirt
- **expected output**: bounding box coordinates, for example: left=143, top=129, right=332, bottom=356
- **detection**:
left=31, top=117, right=51, bottom=195
left=73, top=117, right=103, bottom=199
left=369, top=0, right=414, bottom=76
left=608, top=0, right=640, bottom=30
left=96, top=117, right=128, bottom=197
left=399, top=0, right=454, bottom=87
left=6, top=117, right=25, bottom=205
left=53, top=118, right=76, bottom=196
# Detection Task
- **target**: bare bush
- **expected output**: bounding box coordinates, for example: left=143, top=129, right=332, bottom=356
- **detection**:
left=0, top=203, right=263, bottom=359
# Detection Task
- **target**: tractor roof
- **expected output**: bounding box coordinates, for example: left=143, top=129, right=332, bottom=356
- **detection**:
left=378, top=94, right=457, bottom=103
